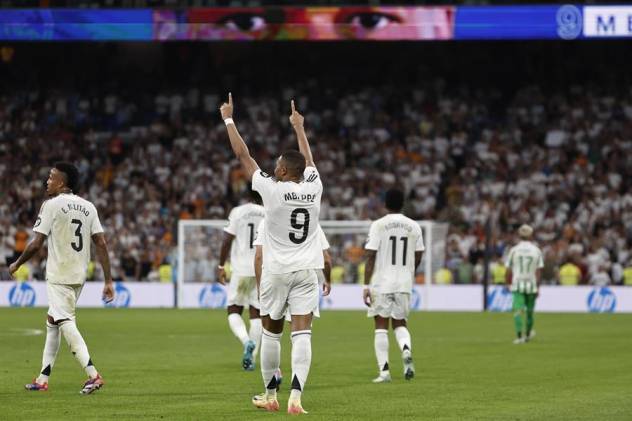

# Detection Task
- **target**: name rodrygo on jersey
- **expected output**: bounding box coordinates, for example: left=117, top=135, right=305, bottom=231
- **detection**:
left=365, top=214, right=424, bottom=294
left=33, top=193, right=104, bottom=285
left=252, top=166, right=324, bottom=275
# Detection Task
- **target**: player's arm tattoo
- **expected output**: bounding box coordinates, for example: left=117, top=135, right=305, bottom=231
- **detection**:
left=92, top=233, right=113, bottom=282
left=364, top=250, right=377, bottom=286
left=12, top=233, right=46, bottom=267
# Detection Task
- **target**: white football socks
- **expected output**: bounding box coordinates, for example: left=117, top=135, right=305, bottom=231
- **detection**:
left=394, top=326, right=412, bottom=354
left=374, top=329, right=390, bottom=374
left=249, top=318, right=262, bottom=357
left=290, top=330, right=312, bottom=400
left=36, top=321, right=61, bottom=384
left=228, top=313, right=250, bottom=345
left=59, top=321, right=98, bottom=378
left=261, top=329, right=282, bottom=398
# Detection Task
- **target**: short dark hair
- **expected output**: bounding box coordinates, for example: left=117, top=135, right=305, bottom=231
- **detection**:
left=280, top=150, right=306, bottom=178
left=54, top=162, right=80, bottom=192
left=385, top=189, right=404, bottom=212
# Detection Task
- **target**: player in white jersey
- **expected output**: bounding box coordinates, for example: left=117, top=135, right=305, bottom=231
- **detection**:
left=252, top=220, right=332, bottom=322
left=363, top=189, right=424, bottom=384
left=220, top=94, right=323, bottom=414
left=9, top=162, right=114, bottom=395
left=217, top=188, right=265, bottom=371
left=504, top=224, right=543, bottom=344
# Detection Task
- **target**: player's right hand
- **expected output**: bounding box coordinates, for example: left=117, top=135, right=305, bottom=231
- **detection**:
left=102, top=280, right=115, bottom=303
left=363, top=288, right=372, bottom=307
left=289, top=100, right=304, bottom=128
left=217, top=266, right=227, bottom=285
left=8, top=262, right=18, bottom=278
left=220, top=92, right=233, bottom=120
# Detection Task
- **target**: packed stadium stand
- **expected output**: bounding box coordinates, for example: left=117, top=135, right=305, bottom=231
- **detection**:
left=1, top=42, right=631, bottom=285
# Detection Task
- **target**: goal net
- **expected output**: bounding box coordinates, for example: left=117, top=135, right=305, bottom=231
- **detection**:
left=177, top=220, right=448, bottom=308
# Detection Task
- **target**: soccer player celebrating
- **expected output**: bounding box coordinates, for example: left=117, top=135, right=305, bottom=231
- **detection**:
left=9, top=162, right=114, bottom=394
left=217, top=188, right=265, bottom=371
left=220, top=94, right=324, bottom=414
left=505, top=224, right=543, bottom=344
left=363, top=189, right=424, bottom=383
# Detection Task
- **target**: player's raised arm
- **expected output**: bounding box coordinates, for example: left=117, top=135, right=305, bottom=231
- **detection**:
left=220, top=93, right=259, bottom=179
left=289, top=100, right=315, bottom=168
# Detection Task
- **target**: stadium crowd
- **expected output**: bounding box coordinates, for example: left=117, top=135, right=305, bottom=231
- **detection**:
left=1, top=81, right=631, bottom=285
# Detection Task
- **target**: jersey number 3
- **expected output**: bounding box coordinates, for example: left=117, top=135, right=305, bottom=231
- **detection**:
left=71, top=219, right=83, bottom=252
left=289, top=208, right=310, bottom=244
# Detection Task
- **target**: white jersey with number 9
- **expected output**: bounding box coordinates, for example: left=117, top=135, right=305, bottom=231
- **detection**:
left=252, top=167, right=324, bottom=275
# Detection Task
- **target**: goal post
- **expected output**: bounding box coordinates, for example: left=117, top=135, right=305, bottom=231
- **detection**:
left=177, top=219, right=448, bottom=309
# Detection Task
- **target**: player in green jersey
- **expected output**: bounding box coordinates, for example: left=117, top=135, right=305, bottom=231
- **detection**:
left=505, top=225, right=544, bottom=344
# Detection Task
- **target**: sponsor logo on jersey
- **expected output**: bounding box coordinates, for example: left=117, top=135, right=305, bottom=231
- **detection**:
left=104, top=282, right=131, bottom=308
left=199, top=283, right=227, bottom=308
left=587, top=287, right=616, bottom=313
left=9, top=282, right=36, bottom=307
left=487, top=286, right=513, bottom=312
left=410, top=287, right=422, bottom=310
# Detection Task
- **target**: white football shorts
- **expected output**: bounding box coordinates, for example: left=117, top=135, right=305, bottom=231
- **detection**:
left=226, top=273, right=259, bottom=309
left=47, top=282, right=83, bottom=322
left=367, top=291, right=411, bottom=320
left=260, top=269, right=318, bottom=321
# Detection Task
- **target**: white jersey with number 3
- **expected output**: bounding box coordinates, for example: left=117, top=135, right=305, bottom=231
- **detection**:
left=33, top=193, right=104, bottom=285
left=224, top=203, right=265, bottom=276
left=252, top=167, right=323, bottom=275
left=365, top=214, right=424, bottom=294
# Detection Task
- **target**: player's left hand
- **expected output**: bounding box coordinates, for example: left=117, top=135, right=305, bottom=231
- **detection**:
left=8, top=262, right=18, bottom=278
left=289, top=100, right=304, bottom=128
left=220, top=92, right=233, bottom=120
left=322, top=282, right=331, bottom=297
left=102, top=281, right=115, bottom=304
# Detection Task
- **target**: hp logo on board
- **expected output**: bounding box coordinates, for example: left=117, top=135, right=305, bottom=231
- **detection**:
left=104, top=282, right=131, bottom=308
left=199, top=283, right=227, bottom=308
left=9, top=282, right=36, bottom=307
left=587, top=287, right=616, bottom=313
left=487, top=286, right=513, bottom=312
left=557, top=5, right=582, bottom=40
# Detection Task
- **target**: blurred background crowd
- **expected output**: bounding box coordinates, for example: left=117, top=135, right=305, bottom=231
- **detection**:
left=1, top=42, right=631, bottom=285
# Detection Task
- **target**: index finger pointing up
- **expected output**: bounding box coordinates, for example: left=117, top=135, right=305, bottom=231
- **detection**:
left=291, top=99, right=295, bottom=113
left=228, top=92, right=233, bottom=106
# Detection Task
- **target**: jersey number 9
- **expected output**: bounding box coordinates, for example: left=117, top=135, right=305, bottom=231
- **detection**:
left=289, top=208, right=310, bottom=244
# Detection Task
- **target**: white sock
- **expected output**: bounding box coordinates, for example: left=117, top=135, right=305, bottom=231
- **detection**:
left=59, top=321, right=98, bottom=378
left=374, top=329, right=390, bottom=374
left=249, top=318, right=262, bottom=357
left=36, top=321, right=61, bottom=384
left=394, top=326, right=412, bottom=354
left=228, top=313, right=250, bottom=345
left=290, top=330, right=312, bottom=400
left=261, top=329, right=282, bottom=398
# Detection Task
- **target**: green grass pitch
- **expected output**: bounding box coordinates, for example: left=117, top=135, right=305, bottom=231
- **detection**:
left=1, top=308, right=631, bottom=420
